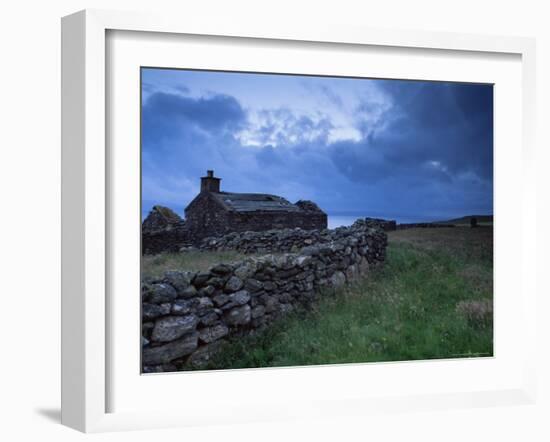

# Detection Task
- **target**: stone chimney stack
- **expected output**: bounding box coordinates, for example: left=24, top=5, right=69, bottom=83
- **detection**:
left=200, top=170, right=221, bottom=193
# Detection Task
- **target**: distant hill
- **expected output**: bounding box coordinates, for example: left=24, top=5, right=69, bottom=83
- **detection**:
left=436, top=215, right=493, bottom=225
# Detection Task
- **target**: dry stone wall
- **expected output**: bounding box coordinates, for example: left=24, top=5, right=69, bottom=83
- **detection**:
left=396, top=222, right=455, bottom=229
left=199, top=219, right=385, bottom=254
left=141, top=220, right=388, bottom=373
left=201, top=227, right=331, bottom=254
left=363, top=217, right=397, bottom=231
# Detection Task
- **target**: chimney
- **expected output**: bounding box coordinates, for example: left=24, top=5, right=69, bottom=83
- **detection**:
left=200, top=170, right=221, bottom=193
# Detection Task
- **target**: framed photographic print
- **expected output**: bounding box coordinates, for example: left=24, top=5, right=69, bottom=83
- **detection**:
left=61, top=9, right=537, bottom=432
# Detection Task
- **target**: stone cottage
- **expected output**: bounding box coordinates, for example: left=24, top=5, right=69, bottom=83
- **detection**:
left=184, top=170, right=327, bottom=240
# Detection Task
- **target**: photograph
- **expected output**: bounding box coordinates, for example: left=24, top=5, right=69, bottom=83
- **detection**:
left=140, top=67, right=494, bottom=373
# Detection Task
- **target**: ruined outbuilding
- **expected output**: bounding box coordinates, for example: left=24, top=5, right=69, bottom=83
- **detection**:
left=141, top=206, right=189, bottom=255
left=184, top=170, right=327, bottom=240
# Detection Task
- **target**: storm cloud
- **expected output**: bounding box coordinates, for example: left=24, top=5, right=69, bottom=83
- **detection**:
left=141, top=69, right=493, bottom=223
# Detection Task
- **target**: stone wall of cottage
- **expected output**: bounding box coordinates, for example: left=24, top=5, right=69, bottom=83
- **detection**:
left=184, top=193, right=232, bottom=242
left=224, top=210, right=327, bottom=236
left=182, top=194, right=327, bottom=244
left=141, top=220, right=387, bottom=373
left=142, top=223, right=191, bottom=255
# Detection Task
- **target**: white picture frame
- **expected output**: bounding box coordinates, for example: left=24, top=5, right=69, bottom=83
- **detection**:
left=61, top=9, right=537, bottom=433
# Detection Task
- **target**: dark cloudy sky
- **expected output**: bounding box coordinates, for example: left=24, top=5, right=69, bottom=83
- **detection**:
left=141, top=68, right=493, bottom=224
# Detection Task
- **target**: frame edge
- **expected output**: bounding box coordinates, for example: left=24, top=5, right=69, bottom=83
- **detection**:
left=61, top=9, right=87, bottom=432
left=61, top=7, right=538, bottom=432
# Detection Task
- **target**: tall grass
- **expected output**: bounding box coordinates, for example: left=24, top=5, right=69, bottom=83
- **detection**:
left=142, top=250, right=251, bottom=279
left=199, top=227, right=493, bottom=370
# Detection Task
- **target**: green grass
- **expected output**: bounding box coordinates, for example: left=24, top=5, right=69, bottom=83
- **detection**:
left=436, top=214, right=494, bottom=226
left=199, top=227, right=493, bottom=370
left=142, top=250, right=252, bottom=279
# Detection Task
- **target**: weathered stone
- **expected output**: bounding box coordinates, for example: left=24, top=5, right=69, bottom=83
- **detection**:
left=276, top=267, right=302, bottom=279
left=148, top=283, right=177, bottom=304
left=141, top=282, right=151, bottom=300
left=186, top=341, right=224, bottom=369
left=142, top=302, right=171, bottom=320
left=199, top=323, right=229, bottom=343
left=142, top=363, right=178, bottom=373
left=249, top=296, right=261, bottom=308
left=229, top=290, right=250, bottom=305
left=346, top=264, right=358, bottom=281
left=180, top=284, right=198, bottom=298
left=251, top=305, right=266, bottom=319
left=262, top=296, right=280, bottom=314
left=193, top=272, right=211, bottom=287
left=223, top=290, right=250, bottom=309
left=296, top=255, right=312, bottom=267
left=142, top=332, right=199, bottom=365
left=358, top=258, right=369, bottom=275
left=206, top=276, right=225, bottom=289
left=234, top=262, right=256, bottom=280
left=142, top=336, right=150, bottom=347
left=210, top=263, right=233, bottom=275
left=244, top=278, right=263, bottom=293
left=263, top=281, right=277, bottom=291
left=224, top=275, right=244, bottom=293
left=358, top=245, right=369, bottom=256
left=278, top=292, right=293, bottom=303
left=189, top=297, right=215, bottom=315
left=142, top=321, right=154, bottom=337
left=151, top=315, right=199, bottom=342
left=199, top=285, right=216, bottom=296
left=171, top=299, right=192, bottom=315
left=163, top=271, right=193, bottom=294
left=254, top=271, right=270, bottom=282
left=199, top=311, right=219, bottom=326
left=330, top=271, right=346, bottom=288
left=212, top=293, right=230, bottom=307
left=142, top=365, right=165, bottom=374
left=224, top=304, right=251, bottom=326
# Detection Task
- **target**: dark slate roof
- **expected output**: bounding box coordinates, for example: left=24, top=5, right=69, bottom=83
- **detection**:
left=213, top=192, right=301, bottom=213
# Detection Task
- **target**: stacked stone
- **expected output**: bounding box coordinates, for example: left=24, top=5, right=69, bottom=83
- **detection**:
left=142, top=223, right=191, bottom=255
left=363, top=217, right=397, bottom=231
left=200, top=220, right=387, bottom=255
left=200, top=227, right=328, bottom=254
left=142, top=222, right=387, bottom=373
left=142, top=206, right=192, bottom=255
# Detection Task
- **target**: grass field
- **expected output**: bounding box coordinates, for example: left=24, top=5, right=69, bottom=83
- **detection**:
left=437, top=215, right=494, bottom=227
left=142, top=250, right=252, bottom=279
left=197, top=226, right=494, bottom=370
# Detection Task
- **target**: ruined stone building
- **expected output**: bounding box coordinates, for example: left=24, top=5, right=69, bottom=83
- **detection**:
left=141, top=206, right=189, bottom=255
left=184, top=170, right=327, bottom=239
left=142, top=170, right=328, bottom=254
